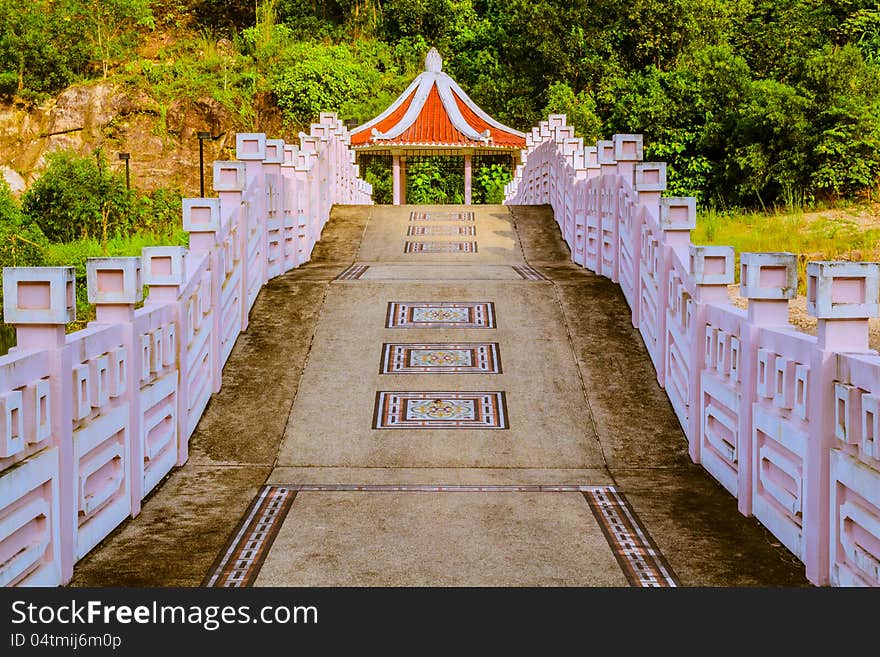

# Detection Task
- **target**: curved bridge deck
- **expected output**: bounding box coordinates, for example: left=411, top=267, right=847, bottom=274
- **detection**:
left=71, top=204, right=807, bottom=587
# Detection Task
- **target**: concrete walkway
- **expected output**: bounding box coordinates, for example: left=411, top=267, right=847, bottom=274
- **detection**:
left=72, top=205, right=809, bottom=587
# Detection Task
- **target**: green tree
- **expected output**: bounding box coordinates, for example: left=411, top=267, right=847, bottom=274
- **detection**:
left=0, top=180, right=46, bottom=268
left=22, top=151, right=137, bottom=248
left=74, top=0, right=155, bottom=78
left=269, top=42, right=379, bottom=127
left=728, top=79, right=812, bottom=207
left=0, top=0, right=90, bottom=98
left=474, top=163, right=511, bottom=204
left=542, top=82, right=602, bottom=141
left=804, top=44, right=880, bottom=197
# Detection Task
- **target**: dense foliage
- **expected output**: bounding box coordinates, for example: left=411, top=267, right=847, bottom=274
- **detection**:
left=2, top=1, right=880, bottom=207
left=21, top=151, right=183, bottom=244
left=0, top=151, right=186, bottom=329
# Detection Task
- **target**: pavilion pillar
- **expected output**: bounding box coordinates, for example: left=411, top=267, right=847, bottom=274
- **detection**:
left=464, top=154, right=472, bottom=205
left=392, top=154, right=401, bottom=205
left=400, top=155, right=407, bottom=204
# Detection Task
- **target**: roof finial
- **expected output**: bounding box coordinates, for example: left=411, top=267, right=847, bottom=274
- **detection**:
left=425, top=47, right=442, bottom=73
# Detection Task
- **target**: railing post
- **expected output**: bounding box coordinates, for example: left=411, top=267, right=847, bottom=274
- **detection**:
left=86, top=257, right=142, bottom=516
left=582, top=147, right=601, bottom=272
left=264, top=138, right=285, bottom=280
left=141, top=246, right=188, bottom=465
left=610, top=135, right=644, bottom=283
left=738, top=252, right=798, bottom=516
left=687, top=243, right=734, bottom=462
left=300, top=135, right=321, bottom=247
left=281, top=144, right=299, bottom=270
left=236, top=133, right=269, bottom=287
left=634, top=161, right=668, bottom=382
left=183, top=196, right=223, bottom=393
left=211, top=161, right=247, bottom=331
left=570, top=145, right=593, bottom=267
left=3, top=266, right=75, bottom=583
left=597, top=140, right=617, bottom=281
left=295, top=149, right=314, bottom=262
left=804, top=261, right=879, bottom=584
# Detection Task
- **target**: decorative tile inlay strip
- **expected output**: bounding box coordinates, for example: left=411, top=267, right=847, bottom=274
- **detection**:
left=404, top=241, right=477, bottom=253
left=582, top=487, right=679, bottom=587
left=386, top=302, right=496, bottom=329
left=335, top=264, right=370, bottom=280
left=380, top=343, right=502, bottom=374
left=407, top=225, right=476, bottom=237
left=280, top=484, right=609, bottom=492
left=513, top=264, right=550, bottom=281
left=203, top=486, right=296, bottom=587
left=410, top=211, right=475, bottom=222
left=208, top=484, right=677, bottom=588
left=373, top=391, right=509, bottom=429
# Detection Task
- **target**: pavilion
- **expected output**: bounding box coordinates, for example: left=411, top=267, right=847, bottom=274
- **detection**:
left=350, top=48, right=526, bottom=204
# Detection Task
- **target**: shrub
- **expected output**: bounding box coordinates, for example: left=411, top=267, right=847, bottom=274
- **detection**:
left=0, top=179, right=47, bottom=268
left=22, top=151, right=137, bottom=246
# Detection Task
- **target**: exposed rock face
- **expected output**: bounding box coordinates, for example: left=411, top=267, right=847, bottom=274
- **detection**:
left=0, top=82, right=284, bottom=196
left=1, top=166, right=25, bottom=194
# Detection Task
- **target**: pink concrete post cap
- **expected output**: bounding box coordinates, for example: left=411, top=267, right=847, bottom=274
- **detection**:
left=547, top=114, right=566, bottom=129
left=807, top=261, right=880, bottom=319
left=86, top=257, right=143, bottom=305
left=613, top=134, right=644, bottom=162
left=740, top=252, right=797, bottom=300
left=2, top=266, right=75, bottom=324
left=562, top=137, right=583, bottom=156
left=634, top=162, right=667, bottom=192
left=659, top=197, right=697, bottom=231
left=183, top=197, right=221, bottom=232
left=264, top=139, right=285, bottom=164
left=597, top=140, right=616, bottom=165
left=299, top=135, right=319, bottom=153
left=235, top=133, right=267, bottom=160
left=583, top=146, right=600, bottom=169
left=319, top=111, right=338, bottom=124
left=295, top=151, right=314, bottom=171
left=282, top=144, right=298, bottom=168
left=309, top=124, right=332, bottom=141
left=689, top=245, right=735, bottom=285
left=141, top=246, right=186, bottom=287
left=553, top=126, right=575, bottom=142
left=539, top=121, right=551, bottom=138
left=212, top=161, right=246, bottom=192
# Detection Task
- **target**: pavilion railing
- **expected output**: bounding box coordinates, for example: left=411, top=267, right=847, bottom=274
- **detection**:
left=505, top=114, right=880, bottom=587
left=0, top=112, right=372, bottom=587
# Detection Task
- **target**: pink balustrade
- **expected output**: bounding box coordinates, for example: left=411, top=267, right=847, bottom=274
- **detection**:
left=0, top=113, right=372, bottom=587
left=505, top=114, right=880, bottom=587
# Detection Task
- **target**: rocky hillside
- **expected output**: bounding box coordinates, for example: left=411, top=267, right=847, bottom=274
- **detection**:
left=0, top=82, right=283, bottom=196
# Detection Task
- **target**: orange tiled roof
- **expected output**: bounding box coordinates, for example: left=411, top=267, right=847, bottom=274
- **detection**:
left=350, top=48, right=525, bottom=149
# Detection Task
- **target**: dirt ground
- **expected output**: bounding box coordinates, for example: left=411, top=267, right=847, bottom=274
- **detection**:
left=728, top=287, right=880, bottom=352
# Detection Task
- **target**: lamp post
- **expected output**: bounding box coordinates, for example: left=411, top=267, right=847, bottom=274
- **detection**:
left=197, top=131, right=211, bottom=197
left=118, top=152, right=130, bottom=189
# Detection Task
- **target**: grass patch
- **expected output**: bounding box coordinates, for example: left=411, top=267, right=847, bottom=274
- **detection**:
left=44, top=230, right=189, bottom=332
left=693, top=205, right=880, bottom=293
